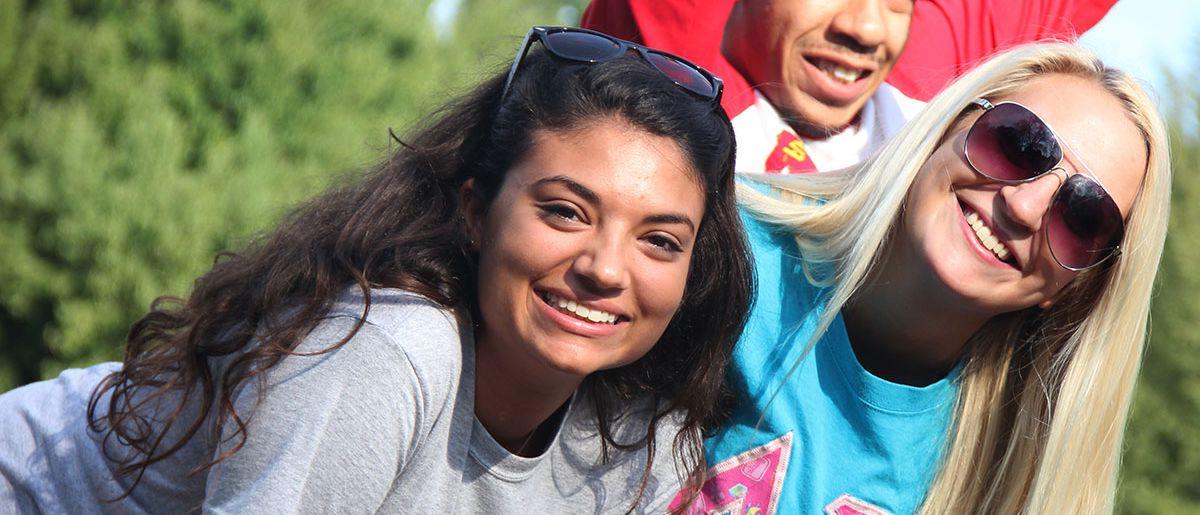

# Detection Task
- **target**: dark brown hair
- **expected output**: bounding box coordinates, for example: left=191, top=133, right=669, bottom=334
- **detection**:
left=88, top=48, right=752, bottom=509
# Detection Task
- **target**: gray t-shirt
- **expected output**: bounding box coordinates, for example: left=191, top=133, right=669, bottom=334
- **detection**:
left=0, top=289, right=684, bottom=513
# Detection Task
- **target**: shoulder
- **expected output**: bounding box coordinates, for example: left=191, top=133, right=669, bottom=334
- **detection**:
left=214, top=289, right=469, bottom=489
left=327, top=287, right=460, bottom=338
left=734, top=181, right=831, bottom=333
left=735, top=178, right=804, bottom=261
left=318, top=288, right=466, bottom=372
left=258, top=288, right=468, bottom=411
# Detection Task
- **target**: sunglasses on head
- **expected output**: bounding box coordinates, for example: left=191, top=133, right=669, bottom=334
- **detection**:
left=964, top=98, right=1125, bottom=271
left=500, top=26, right=723, bottom=104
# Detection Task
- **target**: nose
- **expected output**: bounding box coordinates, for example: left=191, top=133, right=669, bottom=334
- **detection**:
left=830, top=0, right=888, bottom=50
left=997, top=170, right=1066, bottom=233
left=570, top=235, right=631, bottom=293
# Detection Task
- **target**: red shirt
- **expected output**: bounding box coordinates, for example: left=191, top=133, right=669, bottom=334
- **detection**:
left=581, top=0, right=1117, bottom=116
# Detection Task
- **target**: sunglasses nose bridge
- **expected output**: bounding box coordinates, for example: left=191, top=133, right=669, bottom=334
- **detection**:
left=998, top=172, right=1064, bottom=233
left=1046, top=166, right=1069, bottom=186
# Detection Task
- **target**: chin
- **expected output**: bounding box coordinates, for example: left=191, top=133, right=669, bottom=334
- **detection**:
left=779, top=93, right=865, bottom=135
left=529, top=341, right=610, bottom=378
left=931, top=263, right=1030, bottom=316
left=923, top=250, right=994, bottom=305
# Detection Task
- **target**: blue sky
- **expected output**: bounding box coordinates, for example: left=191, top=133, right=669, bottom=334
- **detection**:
left=1078, top=0, right=1199, bottom=101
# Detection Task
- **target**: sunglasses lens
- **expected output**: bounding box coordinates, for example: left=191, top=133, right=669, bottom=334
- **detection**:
left=645, top=51, right=716, bottom=98
left=543, top=31, right=622, bottom=62
left=1046, top=175, right=1125, bottom=269
left=967, top=103, right=1062, bottom=181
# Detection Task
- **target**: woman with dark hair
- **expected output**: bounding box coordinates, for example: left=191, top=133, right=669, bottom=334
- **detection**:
left=0, top=27, right=752, bottom=513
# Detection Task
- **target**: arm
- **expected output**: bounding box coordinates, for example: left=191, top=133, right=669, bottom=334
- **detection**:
left=890, top=0, right=1119, bottom=100
left=202, top=317, right=428, bottom=514
left=581, top=0, right=757, bottom=115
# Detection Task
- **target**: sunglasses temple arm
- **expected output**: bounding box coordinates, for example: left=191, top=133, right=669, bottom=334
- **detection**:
left=500, top=29, right=540, bottom=101
left=971, top=98, right=995, bottom=111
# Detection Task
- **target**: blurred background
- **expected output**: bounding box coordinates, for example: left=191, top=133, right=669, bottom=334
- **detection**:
left=0, top=0, right=1195, bottom=511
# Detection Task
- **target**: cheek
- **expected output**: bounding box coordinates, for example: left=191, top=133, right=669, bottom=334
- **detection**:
left=904, top=161, right=949, bottom=227
left=885, top=20, right=910, bottom=60
left=476, top=214, right=562, bottom=307
left=879, top=1, right=913, bottom=59
left=632, top=256, right=693, bottom=324
left=1039, top=258, right=1079, bottom=298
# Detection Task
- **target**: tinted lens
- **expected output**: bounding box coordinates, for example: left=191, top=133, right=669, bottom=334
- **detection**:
left=1046, top=174, right=1125, bottom=269
left=645, top=51, right=716, bottom=98
left=542, top=31, right=622, bottom=62
left=967, top=103, right=1063, bottom=181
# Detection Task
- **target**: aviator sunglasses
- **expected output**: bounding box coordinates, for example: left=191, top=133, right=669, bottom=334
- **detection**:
left=500, top=26, right=723, bottom=104
left=964, top=98, right=1126, bottom=271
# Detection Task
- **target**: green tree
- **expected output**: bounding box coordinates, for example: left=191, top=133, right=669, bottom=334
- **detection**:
left=0, top=0, right=582, bottom=391
left=1117, top=70, right=1200, bottom=513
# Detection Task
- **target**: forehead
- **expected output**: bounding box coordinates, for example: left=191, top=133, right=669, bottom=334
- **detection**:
left=996, top=74, right=1148, bottom=216
left=748, top=0, right=914, bottom=23
left=505, top=119, right=706, bottom=215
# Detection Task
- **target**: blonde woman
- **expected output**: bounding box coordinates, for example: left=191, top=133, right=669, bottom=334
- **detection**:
left=672, top=43, right=1170, bottom=514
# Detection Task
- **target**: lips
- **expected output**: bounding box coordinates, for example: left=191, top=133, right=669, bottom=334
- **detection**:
left=808, top=56, right=866, bottom=84
left=799, top=53, right=876, bottom=105
left=955, top=199, right=1022, bottom=268
left=959, top=202, right=1020, bottom=269
left=533, top=288, right=627, bottom=338
left=541, top=291, right=620, bottom=324
left=965, top=209, right=1011, bottom=261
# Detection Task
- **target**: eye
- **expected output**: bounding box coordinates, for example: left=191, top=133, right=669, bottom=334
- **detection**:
left=644, top=233, right=684, bottom=255
left=538, top=202, right=586, bottom=225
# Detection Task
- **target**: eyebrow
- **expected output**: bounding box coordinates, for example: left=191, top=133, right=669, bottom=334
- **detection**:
left=534, top=175, right=599, bottom=204
left=532, top=175, right=697, bottom=232
left=644, top=213, right=696, bottom=233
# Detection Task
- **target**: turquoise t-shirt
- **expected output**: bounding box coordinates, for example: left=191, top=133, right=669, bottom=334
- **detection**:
left=679, top=207, right=959, bottom=514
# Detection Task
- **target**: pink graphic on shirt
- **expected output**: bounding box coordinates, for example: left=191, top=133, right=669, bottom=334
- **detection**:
left=668, top=432, right=793, bottom=515
left=823, top=493, right=891, bottom=515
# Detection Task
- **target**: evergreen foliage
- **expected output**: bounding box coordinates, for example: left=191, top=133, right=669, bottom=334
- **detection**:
left=0, top=0, right=580, bottom=388
left=1117, top=73, right=1200, bottom=513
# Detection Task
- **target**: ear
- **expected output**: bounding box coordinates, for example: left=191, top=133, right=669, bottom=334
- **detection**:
left=459, top=179, right=486, bottom=251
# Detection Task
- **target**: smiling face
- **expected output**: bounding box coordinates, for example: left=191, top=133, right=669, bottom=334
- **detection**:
left=723, top=0, right=913, bottom=134
left=895, top=73, right=1147, bottom=315
left=465, top=118, right=706, bottom=382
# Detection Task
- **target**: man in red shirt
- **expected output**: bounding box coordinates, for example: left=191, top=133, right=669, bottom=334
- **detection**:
left=582, top=0, right=1116, bottom=174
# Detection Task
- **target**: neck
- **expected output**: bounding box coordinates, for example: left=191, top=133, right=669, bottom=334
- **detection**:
left=473, top=335, right=580, bottom=457
left=841, top=259, right=989, bottom=387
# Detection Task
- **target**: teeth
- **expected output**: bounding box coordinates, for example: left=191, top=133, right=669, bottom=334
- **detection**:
left=815, top=59, right=863, bottom=84
left=831, top=66, right=859, bottom=83
left=543, top=292, right=618, bottom=325
left=964, top=208, right=1013, bottom=263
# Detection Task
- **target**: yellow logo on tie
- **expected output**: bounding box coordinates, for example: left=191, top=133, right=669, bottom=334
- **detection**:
left=782, top=139, right=807, bottom=162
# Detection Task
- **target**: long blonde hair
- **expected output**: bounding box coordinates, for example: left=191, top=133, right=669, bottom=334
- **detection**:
left=739, top=43, right=1171, bottom=513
